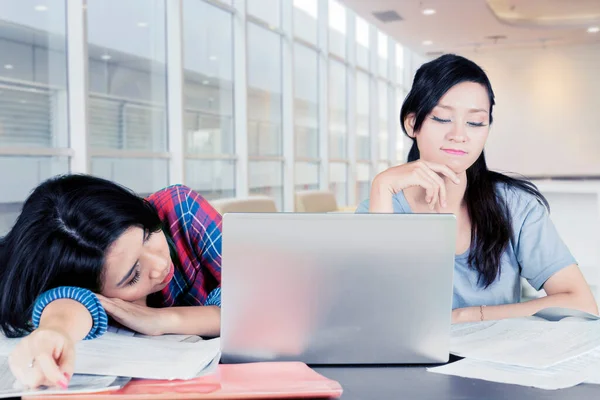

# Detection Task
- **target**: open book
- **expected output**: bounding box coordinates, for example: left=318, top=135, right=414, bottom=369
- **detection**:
left=429, top=307, right=600, bottom=390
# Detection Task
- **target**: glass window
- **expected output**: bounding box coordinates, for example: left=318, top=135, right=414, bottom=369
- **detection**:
left=0, top=1, right=68, bottom=234
left=294, top=0, right=318, bottom=44
left=328, top=0, right=346, bottom=58
left=355, top=16, right=370, bottom=69
left=91, top=158, right=169, bottom=195
left=294, top=43, right=319, bottom=159
left=247, top=23, right=282, bottom=157
left=378, top=80, right=389, bottom=161
left=396, top=43, right=404, bottom=86
left=328, top=60, right=347, bottom=160
left=378, top=161, right=390, bottom=173
left=329, top=162, right=347, bottom=206
left=249, top=160, right=283, bottom=211
left=295, top=161, right=319, bottom=191
left=0, top=156, right=69, bottom=235
left=186, top=159, right=235, bottom=200
left=356, top=162, right=370, bottom=204
left=397, top=87, right=407, bottom=162
left=248, top=0, right=280, bottom=27
left=378, top=31, right=388, bottom=78
left=183, top=0, right=234, bottom=199
left=356, top=71, right=370, bottom=161
left=88, top=0, right=168, bottom=193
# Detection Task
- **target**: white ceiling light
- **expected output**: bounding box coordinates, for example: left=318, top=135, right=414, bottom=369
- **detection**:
left=34, top=5, right=48, bottom=11
left=202, top=80, right=210, bottom=85
left=209, top=55, right=218, bottom=61
left=4, top=64, right=13, bottom=70
left=137, top=22, right=148, bottom=28
left=588, top=26, right=600, bottom=33
left=422, top=40, right=433, bottom=46
left=101, top=54, right=112, bottom=60
left=422, top=8, right=436, bottom=15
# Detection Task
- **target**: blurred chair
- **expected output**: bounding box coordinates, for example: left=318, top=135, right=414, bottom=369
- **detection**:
left=295, top=190, right=339, bottom=213
left=210, top=196, right=278, bottom=215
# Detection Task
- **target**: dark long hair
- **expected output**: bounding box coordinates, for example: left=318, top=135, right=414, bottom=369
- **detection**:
left=0, top=174, right=163, bottom=337
left=400, top=54, right=548, bottom=287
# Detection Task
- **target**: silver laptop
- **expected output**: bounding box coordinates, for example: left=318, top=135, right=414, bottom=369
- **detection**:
left=220, top=213, right=456, bottom=365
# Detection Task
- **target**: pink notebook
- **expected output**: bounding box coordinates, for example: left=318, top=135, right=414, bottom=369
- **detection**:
left=24, top=362, right=343, bottom=400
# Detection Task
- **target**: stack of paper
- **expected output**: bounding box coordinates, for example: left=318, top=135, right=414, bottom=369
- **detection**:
left=0, top=329, right=221, bottom=398
left=428, top=307, right=600, bottom=390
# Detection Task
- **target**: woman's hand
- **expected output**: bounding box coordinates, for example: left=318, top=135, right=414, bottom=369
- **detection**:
left=8, top=327, right=73, bottom=389
left=97, top=295, right=171, bottom=336
left=373, top=160, right=461, bottom=210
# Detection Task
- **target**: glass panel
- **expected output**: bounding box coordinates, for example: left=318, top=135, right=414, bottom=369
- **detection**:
left=247, top=24, right=282, bottom=157
left=378, top=161, right=390, bottom=173
left=88, top=0, right=167, bottom=152
left=329, top=162, right=347, bottom=206
left=186, top=159, right=235, bottom=200
left=397, top=87, right=407, bottom=162
left=356, top=162, right=370, bottom=204
left=183, top=0, right=234, bottom=156
left=356, top=71, right=370, bottom=161
left=249, top=161, right=283, bottom=211
left=329, top=60, right=347, bottom=159
left=91, top=157, right=169, bottom=195
left=295, top=161, right=319, bottom=191
left=378, top=31, right=388, bottom=78
left=294, top=0, right=318, bottom=44
left=396, top=43, right=404, bottom=86
left=355, top=16, right=369, bottom=69
left=294, top=43, right=319, bottom=159
left=248, top=0, right=280, bottom=27
left=0, top=155, right=69, bottom=235
left=0, top=1, right=68, bottom=148
left=328, top=0, right=346, bottom=58
left=378, top=80, right=389, bottom=161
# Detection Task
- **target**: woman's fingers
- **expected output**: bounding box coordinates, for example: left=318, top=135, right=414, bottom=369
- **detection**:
left=423, top=161, right=461, bottom=184
left=420, top=164, right=448, bottom=208
left=36, top=353, right=69, bottom=389
left=415, top=169, right=440, bottom=210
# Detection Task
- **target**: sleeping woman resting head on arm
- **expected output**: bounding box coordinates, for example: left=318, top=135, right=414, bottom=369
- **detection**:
left=0, top=174, right=222, bottom=389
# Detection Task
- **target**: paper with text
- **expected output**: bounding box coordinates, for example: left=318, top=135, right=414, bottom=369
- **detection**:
left=451, top=319, right=600, bottom=368
left=74, top=332, right=220, bottom=380
left=429, top=347, right=600, bottom=390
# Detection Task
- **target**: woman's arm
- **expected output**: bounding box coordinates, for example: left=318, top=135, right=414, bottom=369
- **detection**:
left=453, top=264, right=598, bottom=323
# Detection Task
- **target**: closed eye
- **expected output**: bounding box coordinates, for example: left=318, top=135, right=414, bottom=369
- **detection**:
left=431, top=115, right=451, bottom=123
left=468, top=122, right=487, bottom=127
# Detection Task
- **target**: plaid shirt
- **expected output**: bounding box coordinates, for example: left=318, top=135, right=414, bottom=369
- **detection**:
left=146, top=184, right=222, bottom=307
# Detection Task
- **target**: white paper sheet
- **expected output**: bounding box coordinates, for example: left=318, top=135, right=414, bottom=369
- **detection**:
left=74, top=332, right=221, bottom=380
left=429, top=347, right=600, bottom=390
left=450, top=319, right=600, bottom=368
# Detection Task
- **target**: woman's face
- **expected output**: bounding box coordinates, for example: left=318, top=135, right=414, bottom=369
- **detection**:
left=407, top=81, right=491, bottom=174
left=101, top=227, right=175, bottom=304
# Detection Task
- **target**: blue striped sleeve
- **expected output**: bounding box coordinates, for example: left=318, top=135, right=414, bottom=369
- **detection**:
left=32, top=287, right=108, bottom=340
left=205, top=287, right=221, bottom=307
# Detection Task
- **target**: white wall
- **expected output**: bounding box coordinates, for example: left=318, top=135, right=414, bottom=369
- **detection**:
left=460, top=43, right=600, bottom=177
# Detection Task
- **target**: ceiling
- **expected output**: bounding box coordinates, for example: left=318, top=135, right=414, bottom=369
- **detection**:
left=339, top=0, right=600, bottom=56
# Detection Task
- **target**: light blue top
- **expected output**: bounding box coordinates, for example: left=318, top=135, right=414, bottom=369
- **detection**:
left=355, top=183, right=576, bottom=309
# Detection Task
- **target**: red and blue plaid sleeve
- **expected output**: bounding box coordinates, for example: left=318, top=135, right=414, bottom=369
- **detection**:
left=183, top=188, right=222, bottom=306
